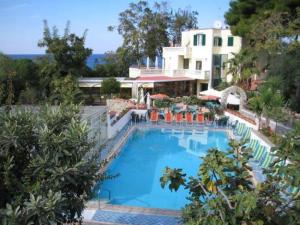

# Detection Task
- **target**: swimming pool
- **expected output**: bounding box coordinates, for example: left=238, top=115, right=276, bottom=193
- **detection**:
left=93, top=128, right=229, bottom=210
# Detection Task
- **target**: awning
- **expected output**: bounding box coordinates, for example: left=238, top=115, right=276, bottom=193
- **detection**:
left=199, top=89, right=222, bottom=98
left=227, top=94, right=240, bottom=105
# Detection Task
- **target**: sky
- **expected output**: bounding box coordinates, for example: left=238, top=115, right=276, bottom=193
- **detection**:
left=0, top=0, right=231, bottom=54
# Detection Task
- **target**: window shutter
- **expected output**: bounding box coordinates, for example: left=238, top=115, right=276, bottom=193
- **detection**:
left=202, top=34, right=206, bottom=46
left=193, top=35, right=197, bottom=46
left=228, top=37, right=234, bottom=46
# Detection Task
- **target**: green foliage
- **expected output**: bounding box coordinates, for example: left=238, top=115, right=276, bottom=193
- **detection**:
left=160, top=133, right=300, bottom=224
left=182, top=95, right=202, bottom=105
left=0, top=54, right=40, bottom=105
left=0, top=20, right=93, bottom=106
left=225, top=1, right=300, bottom=112
left=110, top=1, right=199, bottom=64
left=0, top=105, right=103, bottom=224
left=50, top=75, right=83, bottom=105
left=154, top=99, right=171, bottom=108
left=38, top=20, right=92, bottom=77
left=169, top=8, right=198, bottom=45
left=101, top=77, right=121, bottom=96
left=93, top=48, right=134, bottom=77
left=215, top=81, right=231, bottom=91
left=160, top=141, right=257, bottom=224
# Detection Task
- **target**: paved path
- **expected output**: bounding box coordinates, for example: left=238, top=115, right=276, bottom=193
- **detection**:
left=83, top=202, right=181, bottom=225
left=85, top=210, right=181, bottom=225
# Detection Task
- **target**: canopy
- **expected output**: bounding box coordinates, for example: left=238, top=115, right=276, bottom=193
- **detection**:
left=199, top=89, right=222, bottom=98
left=227, top=94, right=240, bottom=105
left=150, top=93, right=169, bottom=100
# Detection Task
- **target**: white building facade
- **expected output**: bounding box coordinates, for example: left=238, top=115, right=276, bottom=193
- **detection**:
left=129, top=27, right=242, bottom=96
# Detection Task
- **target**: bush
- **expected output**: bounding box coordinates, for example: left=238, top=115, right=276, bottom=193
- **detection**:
left=101, top=77, right=121, bottom=96
left=182, top=95, right=202, bottom=105
left=154, top=99, right=171, bottom=108
left=0, top=105, right=104, bottom=224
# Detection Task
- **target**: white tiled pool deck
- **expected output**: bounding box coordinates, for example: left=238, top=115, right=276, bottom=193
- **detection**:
left=83, top=202, right=181, bottom=225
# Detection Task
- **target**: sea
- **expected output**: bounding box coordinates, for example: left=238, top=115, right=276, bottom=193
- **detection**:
left=8, top=54, right=105, bottom=69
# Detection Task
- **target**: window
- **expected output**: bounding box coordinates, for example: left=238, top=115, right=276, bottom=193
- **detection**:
left=213, top=37, right=222, bottom=46
left=228, top=36, right=234, bottom=46
left=193, top=34, right=206, bottom=46
left=183, top=59, right=189, bottom=69
left=196, top=61, right=202, bottom=70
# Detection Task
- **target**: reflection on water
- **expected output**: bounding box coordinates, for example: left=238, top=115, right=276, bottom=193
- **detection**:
left=161, top=128, right=227, bottom=157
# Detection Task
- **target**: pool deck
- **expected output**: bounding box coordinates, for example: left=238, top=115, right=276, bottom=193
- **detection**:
left=83, top=201, right=181, bottom=225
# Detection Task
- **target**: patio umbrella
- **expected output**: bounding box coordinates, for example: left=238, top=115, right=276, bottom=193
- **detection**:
left=146, top=92, right=151, bottom=109
left=199, top=95, right=220, bottom=101
left=146, top=56, right=150, bottom=69
left=199, top=88, right=222, bottom=98
left=150, top=93, right=169, bottom=100
left=140, top=87, right=145, bottom=104
left=155, top=56, right=158, bottom=68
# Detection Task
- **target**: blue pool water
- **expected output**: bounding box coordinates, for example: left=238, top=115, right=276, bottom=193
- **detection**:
left=93, top=128, right=229, bottom=210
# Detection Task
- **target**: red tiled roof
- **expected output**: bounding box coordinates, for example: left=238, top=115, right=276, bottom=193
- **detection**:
left=137, top=76, right=194, bottom=81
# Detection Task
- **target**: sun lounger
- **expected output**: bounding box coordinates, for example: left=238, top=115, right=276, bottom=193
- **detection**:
left=241, top=127, right=251, bottom=140
left=186, top=112, right=193, bottom=125
left=259, top=152, right=275, bottom=169
left=196, top=113, right=204, bottom=124
left=253, top=145, right=267, bottom=162
left=165, top=111, right=172, bottom=123
left=150, top=110, right=158, bottom=123
left=175, top=112, right=183, bottom=125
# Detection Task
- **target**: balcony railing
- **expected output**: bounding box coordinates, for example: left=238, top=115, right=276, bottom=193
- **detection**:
left=129, top=67, right=210, bottom=80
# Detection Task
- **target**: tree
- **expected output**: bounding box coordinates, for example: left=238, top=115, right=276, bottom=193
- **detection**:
left=51, top=75, right=83, bottom=105
left=226, top=49, right=258, bottom=88
left=160, top=140, right=258, bottom=224
left=160, top=131, right=300, bottom=224
left=0, top=54, right=40, bottom=106
left=109, top=1, right=199, bottom=65
left=38, top=20, right=92, bottom=77
left=93, top=47, right=134, bottom=77
left=170, top=8, right=198, bottom=46
left=248, top=95, right=263, bottom=129
left=0, top=104, right=105, bottom=224
left=109, top=1, right=170, bottom=64
left=101, top=77, right=121, bottom=97
left=225, top=1, right=300, bottom=112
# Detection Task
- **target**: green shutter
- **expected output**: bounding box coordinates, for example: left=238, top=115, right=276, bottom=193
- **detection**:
left=193, top=35, right=197, bottom=46
left=202, top=34, right=206, bottom=46
left=228, top=36, right=234, bottom=46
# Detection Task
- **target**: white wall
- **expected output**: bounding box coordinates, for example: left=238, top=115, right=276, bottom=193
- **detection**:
left=107, top=110, right=132, bottom=139
left=107, top=109, right=149, bottom=139
left=224, top=111, right=258, bottom=130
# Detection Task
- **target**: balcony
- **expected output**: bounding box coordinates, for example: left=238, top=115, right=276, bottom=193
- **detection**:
left=163, top=46, right=192, bottom=58
left=129, top=67, right=210, bottom=80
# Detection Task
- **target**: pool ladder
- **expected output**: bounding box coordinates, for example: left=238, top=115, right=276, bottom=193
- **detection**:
left=98, top=188, right=111, bottom=209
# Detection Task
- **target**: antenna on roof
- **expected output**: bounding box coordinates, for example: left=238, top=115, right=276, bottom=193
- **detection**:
left=213, top=20, right=223, bottom=29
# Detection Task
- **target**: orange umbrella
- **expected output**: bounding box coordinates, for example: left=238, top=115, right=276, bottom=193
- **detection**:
left=150, top=93, right=169, bottom=100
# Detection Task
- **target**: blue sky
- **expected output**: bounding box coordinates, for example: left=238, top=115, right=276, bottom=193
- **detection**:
left=0, top=0, right=231, bottom=54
